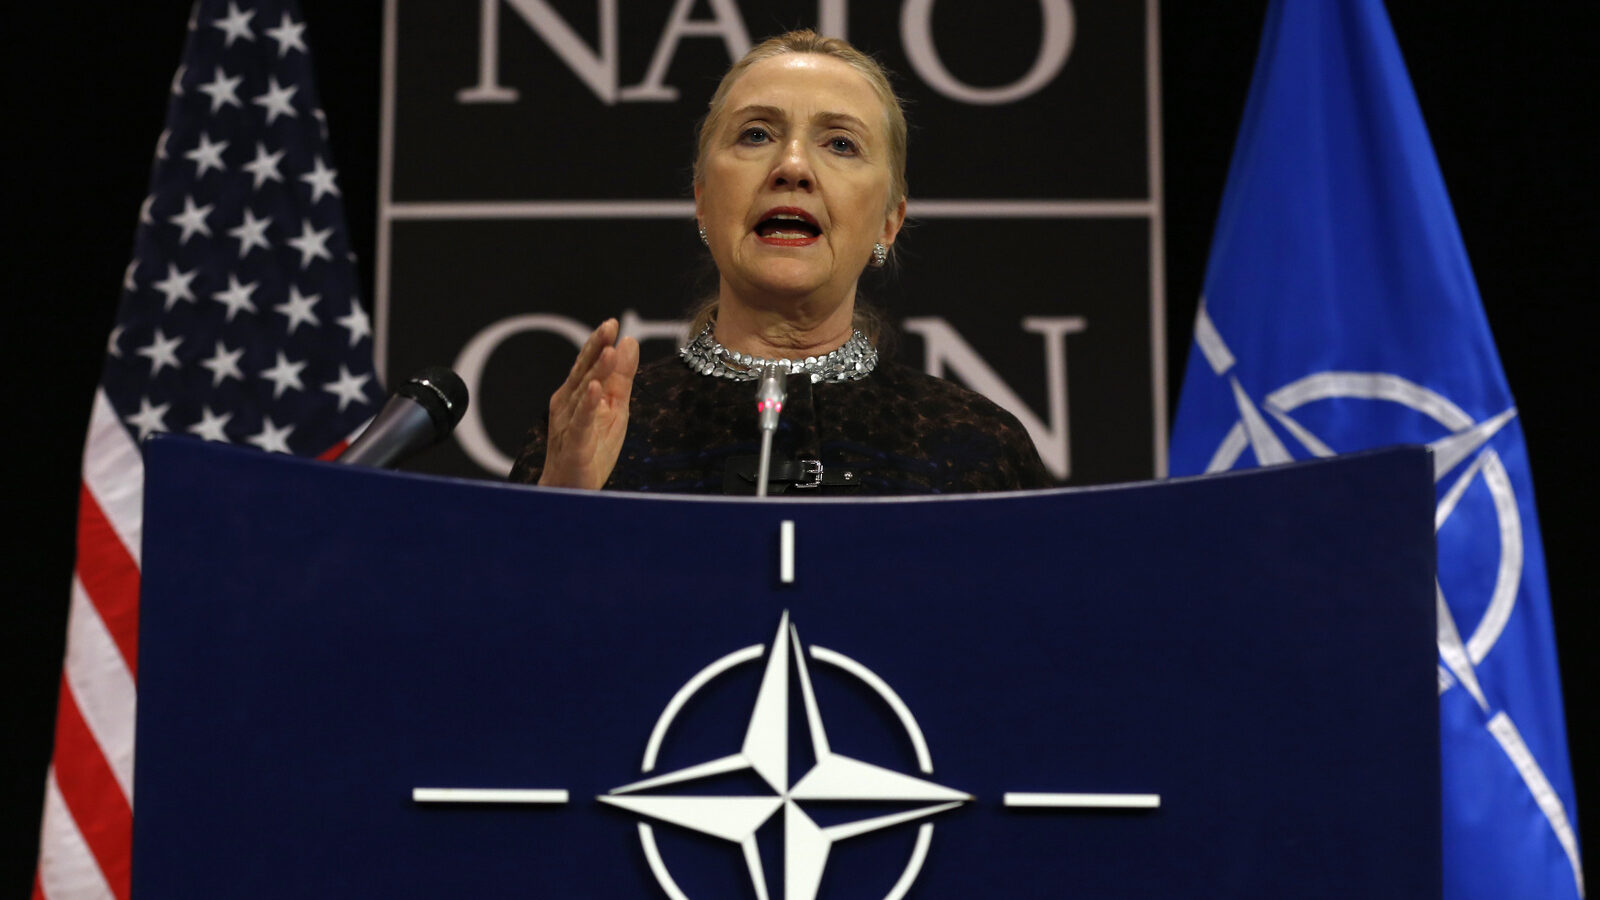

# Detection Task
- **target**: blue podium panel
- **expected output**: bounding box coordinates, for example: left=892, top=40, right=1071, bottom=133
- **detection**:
left=134, top=440, right=1439, bottom=899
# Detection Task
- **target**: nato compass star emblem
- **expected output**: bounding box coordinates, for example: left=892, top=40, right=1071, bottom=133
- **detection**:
left=1189, top=304, right=1533, bottom=701
left=599, top=611, right=970, bottom=900
left=413, top=598, right=1159, bottom=898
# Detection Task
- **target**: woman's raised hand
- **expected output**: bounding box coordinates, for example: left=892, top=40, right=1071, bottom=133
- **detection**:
left=539, top=318, right=640, bottom=489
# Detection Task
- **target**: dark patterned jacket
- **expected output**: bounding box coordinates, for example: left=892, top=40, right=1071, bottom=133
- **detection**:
left=510, top=356, right=1053, bottom=495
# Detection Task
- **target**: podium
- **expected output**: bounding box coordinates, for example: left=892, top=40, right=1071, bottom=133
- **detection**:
left=132, top=438, right=1440, bottom=898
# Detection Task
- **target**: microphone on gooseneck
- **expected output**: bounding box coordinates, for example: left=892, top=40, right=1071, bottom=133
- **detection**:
left=754, top=365, right=788, bottom=498
left=338, top=366, right=469, bottom=469
left=756, top=365, right=788, bottom=433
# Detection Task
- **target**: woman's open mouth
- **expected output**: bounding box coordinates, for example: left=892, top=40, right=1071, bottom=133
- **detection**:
left=754, top=208, right=822, bottom=245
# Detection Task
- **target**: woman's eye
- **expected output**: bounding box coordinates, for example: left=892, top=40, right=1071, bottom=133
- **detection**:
left=740, top=127, right=771, bottom=145
left=827, top=136, right=859, bottom=155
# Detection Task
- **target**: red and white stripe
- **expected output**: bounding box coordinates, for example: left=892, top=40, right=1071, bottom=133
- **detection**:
left=35, top=390, right=145, bottom=900
left=34, top=393, right=365, bottom=898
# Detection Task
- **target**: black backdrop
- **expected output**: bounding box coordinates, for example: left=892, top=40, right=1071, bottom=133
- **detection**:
left=6, top=2, right=1593, bottom=893
left=384, top=1, right=1164, bottom=487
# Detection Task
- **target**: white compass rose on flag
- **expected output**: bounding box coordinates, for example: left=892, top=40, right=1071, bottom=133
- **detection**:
left=1190, top=306, right=1522, bottom=701
left=600, top=611, right=971, bottom=900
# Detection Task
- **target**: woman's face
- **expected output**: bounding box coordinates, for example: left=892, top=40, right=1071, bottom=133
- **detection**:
left=696, top=53, right=906, bottom=311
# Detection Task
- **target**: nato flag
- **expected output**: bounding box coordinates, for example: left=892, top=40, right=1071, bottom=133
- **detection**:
left=1168, top=1, right=1584, bottom=897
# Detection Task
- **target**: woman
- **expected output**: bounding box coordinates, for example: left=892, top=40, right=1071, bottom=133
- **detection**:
left=511, top=30, right=1051, bottom=495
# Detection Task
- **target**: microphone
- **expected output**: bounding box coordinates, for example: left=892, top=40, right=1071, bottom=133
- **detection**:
left=338, top=366, right=469, bottom=469
left=756, top=365, right=788, bottom=433
left=754, top=365, right=788, bottom=498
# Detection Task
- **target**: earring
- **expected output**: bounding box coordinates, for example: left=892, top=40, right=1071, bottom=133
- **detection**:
left=697, top=222, right=708, bottom=246
left=869, top=242, right=888, bottom=268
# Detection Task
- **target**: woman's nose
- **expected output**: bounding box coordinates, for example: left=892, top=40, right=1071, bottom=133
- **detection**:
left=770, top=140, right=814, bottom=191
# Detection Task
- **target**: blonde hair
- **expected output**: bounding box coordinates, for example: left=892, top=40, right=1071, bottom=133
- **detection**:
left=689, top=30, right=908, bottom=343
left=693, top=29, right=909, bottom=211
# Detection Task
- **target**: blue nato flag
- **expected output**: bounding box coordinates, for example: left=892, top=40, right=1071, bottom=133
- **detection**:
left=1168, top=1, right=1584, bottom=897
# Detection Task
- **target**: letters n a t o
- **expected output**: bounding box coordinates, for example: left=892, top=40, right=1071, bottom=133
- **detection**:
left=457, top=0, right=1075, bottom=107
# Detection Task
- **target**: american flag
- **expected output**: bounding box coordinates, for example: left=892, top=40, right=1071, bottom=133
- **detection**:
left=34, top=2, right=379, bottom=897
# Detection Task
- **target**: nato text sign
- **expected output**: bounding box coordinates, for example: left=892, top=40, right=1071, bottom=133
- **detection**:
left=134, top=440, right=1438, bottom=898
left=380, top=1, right=1164, bottom=486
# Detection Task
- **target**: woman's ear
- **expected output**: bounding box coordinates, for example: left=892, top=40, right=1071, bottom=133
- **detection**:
left=880, top=196, right=908, bottom=248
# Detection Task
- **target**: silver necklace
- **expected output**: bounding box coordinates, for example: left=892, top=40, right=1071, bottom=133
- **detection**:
left=679, top=323, right=878, bottom=383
